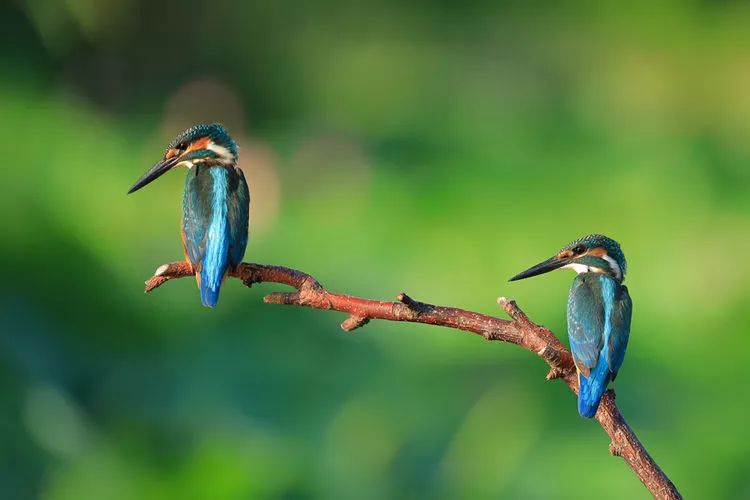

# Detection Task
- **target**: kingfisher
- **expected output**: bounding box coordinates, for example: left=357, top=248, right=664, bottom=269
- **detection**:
left=510, top=234, right=632, bottom=418
left=128, top=123, right=250, bottom=307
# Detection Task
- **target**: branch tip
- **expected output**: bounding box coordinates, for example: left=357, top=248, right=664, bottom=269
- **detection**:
left=341, top=315, right=370, bottom=331
left=498, top=296, right=534, bottom=325
left=145, top=276, right=166, bottom=293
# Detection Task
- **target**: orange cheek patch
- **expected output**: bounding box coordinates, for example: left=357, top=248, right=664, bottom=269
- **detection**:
left=188, top=137, right=210, bottom=151
left=588, top=247, right=607, bottom=257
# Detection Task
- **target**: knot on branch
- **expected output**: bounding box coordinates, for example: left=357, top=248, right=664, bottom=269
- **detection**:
left=609, top=441, right=625, bottom=457
left=263, top=291, right=300, bottom=305
left=263, top=289, right=333, bottom=310
left=300, top=274, right=323, bottom=291
left=545, top=367, right=567, bottom=381
left=536, top=344, right=574, bottom=377
left=397, top=292, right=432, bottom=313
left=395, top=292, right=431, bottom=320
left=397, top=292, right=417, bottom=307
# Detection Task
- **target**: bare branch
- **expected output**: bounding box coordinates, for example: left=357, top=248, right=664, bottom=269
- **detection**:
left=144, top=262, right=681, bottom=500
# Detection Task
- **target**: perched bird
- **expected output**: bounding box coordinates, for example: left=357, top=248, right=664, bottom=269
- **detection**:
left=128, top=124, right=250, bottom=307
left=510, top=234, right=631, bottom=418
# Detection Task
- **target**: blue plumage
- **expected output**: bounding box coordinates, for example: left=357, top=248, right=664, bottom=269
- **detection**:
left=183, top=165, right=249, bottom=307
left=128, top=123, right=250, bottom=308
left=199, top=168, right=230, bottom=306
left=510, top=234, right=632, bottom=418
left=568, top=273, right=631, bottom=417
left=578, top=355, right=612, bottom=418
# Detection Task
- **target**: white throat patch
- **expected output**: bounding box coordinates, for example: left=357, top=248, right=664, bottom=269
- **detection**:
left=563, top=263, right=590, bottom=274
left=207, top=141, right=235, bottom=164
left=563, top=253, right=622, bottom=279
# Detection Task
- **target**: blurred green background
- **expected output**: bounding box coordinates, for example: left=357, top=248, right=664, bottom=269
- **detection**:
left=2, top=1, right=749, bottom=498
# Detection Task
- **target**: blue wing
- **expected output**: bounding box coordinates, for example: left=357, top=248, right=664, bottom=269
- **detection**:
left=182, top=166, right=248, bottom=307
left=226, top=168, right=250, bottom=268
left=567, top=274, right=606, bottom=375
left=182, top=167, right=211, bottom=271
left=568, top=273, right=631, bottom=417
left=607, top=285, right=632, bottom=380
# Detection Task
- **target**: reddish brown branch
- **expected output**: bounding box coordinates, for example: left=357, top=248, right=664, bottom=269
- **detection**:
left=144, top=262, right=681, bottom=500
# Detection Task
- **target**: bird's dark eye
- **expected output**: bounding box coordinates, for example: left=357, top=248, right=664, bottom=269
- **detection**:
left=573, top=245, right=586, bottom=254
left=176, top=143, right=188, bottom=151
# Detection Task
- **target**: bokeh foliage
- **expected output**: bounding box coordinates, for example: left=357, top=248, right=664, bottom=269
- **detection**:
left=2, top=1, right=750, bottom=498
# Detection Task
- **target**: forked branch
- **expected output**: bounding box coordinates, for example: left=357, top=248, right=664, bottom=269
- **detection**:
left=145, top=261, right=681, bottom=500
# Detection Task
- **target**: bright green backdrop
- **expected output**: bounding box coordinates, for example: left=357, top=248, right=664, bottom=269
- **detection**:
left=2, top=1, right=749, bottom=498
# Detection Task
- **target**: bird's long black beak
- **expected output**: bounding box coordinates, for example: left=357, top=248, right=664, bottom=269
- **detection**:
left=127, top=156, right=180, bottom=194
left=509, top=256, right=570, bottom=282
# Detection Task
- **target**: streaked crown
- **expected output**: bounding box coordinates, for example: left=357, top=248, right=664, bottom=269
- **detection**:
left=165, top=123, right=238, bottom=166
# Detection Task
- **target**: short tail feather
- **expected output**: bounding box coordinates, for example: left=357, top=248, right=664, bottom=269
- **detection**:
left=577, top=357, right=611, bottom=418
left=199, top=282, right=221, bottom=308
left=198, top=258, right=229, bottom=308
